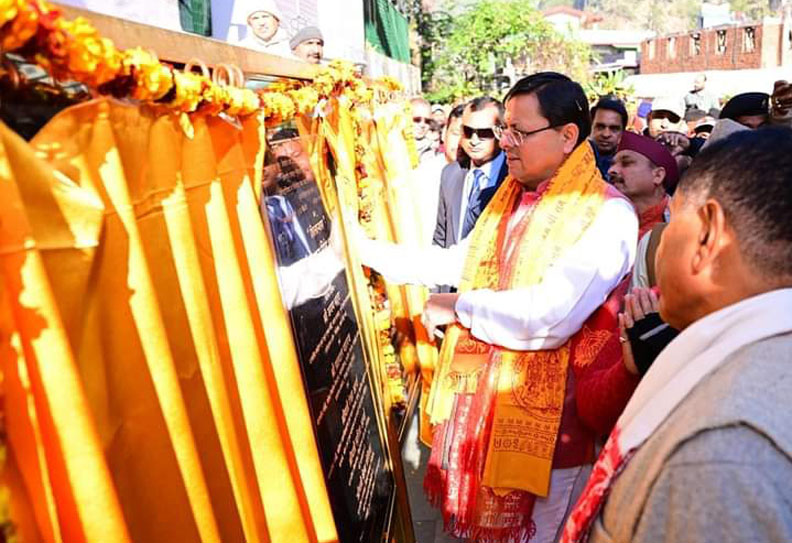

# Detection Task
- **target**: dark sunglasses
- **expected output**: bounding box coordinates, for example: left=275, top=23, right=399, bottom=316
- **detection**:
left=413, top=116, right=432, bottom=124
left=651, top=110, right=681, bottom=124
left=462, top=125, right=497, bottom=140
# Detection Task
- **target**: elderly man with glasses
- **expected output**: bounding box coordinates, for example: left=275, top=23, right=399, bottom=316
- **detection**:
left=410, top=97, right=438, bottom=163
left=357, top=72, right=637, bottom=543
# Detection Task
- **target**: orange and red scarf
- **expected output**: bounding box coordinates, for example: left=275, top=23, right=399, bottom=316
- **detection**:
left=424, top=143, right=610, bottom=541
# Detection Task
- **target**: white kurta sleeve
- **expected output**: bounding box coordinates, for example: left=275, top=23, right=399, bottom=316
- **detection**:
left=276, top=246, right=345, bottom=310
left=454, top=197, right=638, bottom=351
left=355, top=228, right=470, bottom=287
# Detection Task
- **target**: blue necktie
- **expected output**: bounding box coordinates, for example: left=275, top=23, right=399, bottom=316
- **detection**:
left=462, top=169, right=485, bottom=239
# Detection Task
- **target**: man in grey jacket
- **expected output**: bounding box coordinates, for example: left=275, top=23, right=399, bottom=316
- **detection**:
left=562, top=127, right=792, bottom=543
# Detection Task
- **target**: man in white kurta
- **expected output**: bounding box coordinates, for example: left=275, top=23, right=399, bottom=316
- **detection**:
left=356, top=73, right=638, bottom=543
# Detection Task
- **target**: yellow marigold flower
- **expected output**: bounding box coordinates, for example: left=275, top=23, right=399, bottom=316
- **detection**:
left=312, top=72, right=335, bottom=97
left=267, top=78, right=300, bottom=93
left=0, top=0, right=19, bottom=27
left=124, top=48, right=173, bottom=101
left=240, top=90, right=261, bottom=116
left=377, top=76, right=403, bottom=92
left=169, top=70, right=207, bottom=113
left=288, top=86, right=319, bottom=116
left=1, top=1, right=39, bottom=52
left=260, top=91, right=296, bottom=123
left=200, top=82, right=229, bottom=115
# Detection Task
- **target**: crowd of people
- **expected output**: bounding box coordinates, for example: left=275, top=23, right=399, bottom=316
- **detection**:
left=357, top=72, right=792, bottom=543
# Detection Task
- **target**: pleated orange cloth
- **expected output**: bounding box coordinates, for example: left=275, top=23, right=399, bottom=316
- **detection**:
left=373, top=103, right=438, bottom=445
left=0, top=118, right=130, bottom=543
left=0, top=98, right=337, bottom=543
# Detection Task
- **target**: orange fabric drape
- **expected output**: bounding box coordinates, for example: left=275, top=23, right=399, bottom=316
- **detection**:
left=0, top=98, right=336, bottom=543
left=0, top=119, right=128, bottom=543
left=307, top=98, right=393, bottom=420
left=372, top=103, right=438, bottom=445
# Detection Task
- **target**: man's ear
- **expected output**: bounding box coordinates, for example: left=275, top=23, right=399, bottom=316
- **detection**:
left=561, top=123, right=579, bottom=153
left=692, top=198, right=727, bottom=274
left=652, top=166, right=666, bottom=189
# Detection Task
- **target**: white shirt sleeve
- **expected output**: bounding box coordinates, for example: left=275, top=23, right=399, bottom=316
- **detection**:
left=276, top=246, right=345, bottom=310
left=356, top=226, right=470, bottom=287
left=454, top=197, right=638, bottom=351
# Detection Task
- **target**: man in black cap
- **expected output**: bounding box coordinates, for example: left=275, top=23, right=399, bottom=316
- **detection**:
left=721, top=82, right=792, bottom=129
left=720, top=92, right=770, bottom=129
left=290, top=26, right=324, bottom=64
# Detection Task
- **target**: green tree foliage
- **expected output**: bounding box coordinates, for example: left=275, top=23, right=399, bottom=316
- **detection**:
left=729, top=0, right=774, bottom=21
left=583, top=70, right=635, bottom=101
left=415, top=0, right=592, bottom=102
left=405, top=1, right=455, bottom=91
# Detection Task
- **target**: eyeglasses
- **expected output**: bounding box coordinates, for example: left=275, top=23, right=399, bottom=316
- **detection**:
left=492, top=124, right=559, bottom=146
left=462, top=125, right=497, bottom=140
left=413, top=116, right=432, bottom=125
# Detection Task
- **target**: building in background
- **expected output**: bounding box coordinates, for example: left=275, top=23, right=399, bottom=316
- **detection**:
left=543, top=6, right=602, bottom=33
left=625, top=14, right=792, bottom=98
left=543, top=7, right=653, bottom=76
left=699, top=2, right=734, bottom=29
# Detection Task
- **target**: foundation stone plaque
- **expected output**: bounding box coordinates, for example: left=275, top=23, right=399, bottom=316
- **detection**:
left=260, top=125, right=393, bottom=543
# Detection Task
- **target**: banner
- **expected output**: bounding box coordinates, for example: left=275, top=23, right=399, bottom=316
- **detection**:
left=211, top=0, right=318, bottom=47
left=55, top=0, right=183, bottom=31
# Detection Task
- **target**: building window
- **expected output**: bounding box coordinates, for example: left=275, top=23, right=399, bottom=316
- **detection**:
left=690, top=33, right=702, bottom=56
left=743, top=27, right=756, bottom=53
left=649, top=40, right=656, bottom=59
left=668, top=37, right=676, bottom=58
left=716, top=30, right=727, bottom=54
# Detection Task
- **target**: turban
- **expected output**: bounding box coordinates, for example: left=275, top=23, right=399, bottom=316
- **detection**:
left=720, top=92, right=769, bottom=121
left=290, top=26, right=324, bottom=49
left=617, top=131, right=679, bottom=189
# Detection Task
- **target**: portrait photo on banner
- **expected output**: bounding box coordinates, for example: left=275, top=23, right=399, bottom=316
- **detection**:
left=211, top=0, right=318, bottom=57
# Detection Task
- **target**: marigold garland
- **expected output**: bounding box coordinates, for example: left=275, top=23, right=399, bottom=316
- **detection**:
left=0, top=0, right=413, bottom=406
left=124, top=47, right=174, bottom=101
left=0, top=0, right=405, bottom=122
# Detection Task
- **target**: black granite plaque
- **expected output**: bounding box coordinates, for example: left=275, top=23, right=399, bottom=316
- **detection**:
left=260, top=124, right=393, bottom=543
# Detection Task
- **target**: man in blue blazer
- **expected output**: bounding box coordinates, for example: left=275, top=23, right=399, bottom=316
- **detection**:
left=433, top=96, right=509, bottom=249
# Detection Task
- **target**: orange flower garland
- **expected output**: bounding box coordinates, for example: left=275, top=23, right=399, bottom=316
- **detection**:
left=124, top=48, right=174, bottom=101
left=0, top=0, right=406, bottom=125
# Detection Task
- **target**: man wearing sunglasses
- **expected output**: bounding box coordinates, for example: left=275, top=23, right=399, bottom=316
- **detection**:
left=646, top=96, right=687, bottom=138
left=410, top=97, right=438, bottom=163
left=433, top=96, right=508, bottom=249
left=357, top=72, right=637, bottom=543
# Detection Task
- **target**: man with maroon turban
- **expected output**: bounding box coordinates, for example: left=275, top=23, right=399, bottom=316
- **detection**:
left=572, top=133, right=678, bottom=438
left=608, top=132, right=678, bottom=238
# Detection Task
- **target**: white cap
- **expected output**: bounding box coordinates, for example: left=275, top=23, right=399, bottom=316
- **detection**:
left=651, top=96, right=685, bottom=120
left=231, top=0, right=283, bottom=25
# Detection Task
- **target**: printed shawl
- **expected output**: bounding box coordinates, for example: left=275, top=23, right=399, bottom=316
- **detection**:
left=425, top=143, right=609, bottom=541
